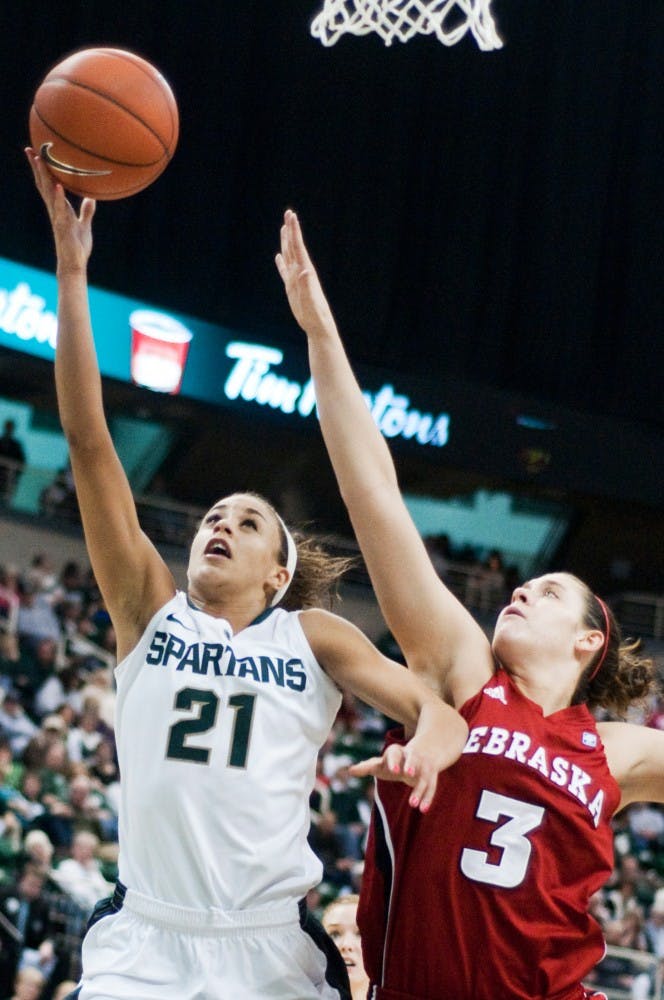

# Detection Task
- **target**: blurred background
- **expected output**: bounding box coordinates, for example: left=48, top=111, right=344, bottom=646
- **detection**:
left=0, top=1, right=662, bottom=603
left=0, top=3, right=662, bottom=996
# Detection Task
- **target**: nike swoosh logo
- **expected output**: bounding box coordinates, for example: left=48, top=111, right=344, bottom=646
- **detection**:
left=166, top=612, right=197, bottom=632
left=40, top=142, right=112, bottom=177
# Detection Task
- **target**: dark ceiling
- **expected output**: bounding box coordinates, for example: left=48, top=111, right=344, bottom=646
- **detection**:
left=0, top=1, right=662, bottom=591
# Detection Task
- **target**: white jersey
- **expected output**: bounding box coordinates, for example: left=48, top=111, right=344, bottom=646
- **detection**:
left=113, top=592, right=342, bottom=911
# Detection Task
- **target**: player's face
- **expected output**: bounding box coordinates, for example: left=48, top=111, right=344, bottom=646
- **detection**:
left=492, top=572, right=589, bottom=670
left=187, top=493, right=284, bottom=599
left=322, top=902, right=367, bottom=988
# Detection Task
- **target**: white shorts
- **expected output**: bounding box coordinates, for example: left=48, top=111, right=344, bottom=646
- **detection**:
left=76, top=887, right=347, bottom=1000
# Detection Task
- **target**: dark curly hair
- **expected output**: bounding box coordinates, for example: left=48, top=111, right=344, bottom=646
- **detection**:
left=569, top=575, right=658, bottom=716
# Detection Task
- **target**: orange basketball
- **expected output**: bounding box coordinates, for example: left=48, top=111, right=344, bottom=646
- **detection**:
left=29, top=47, right=179, bottom=200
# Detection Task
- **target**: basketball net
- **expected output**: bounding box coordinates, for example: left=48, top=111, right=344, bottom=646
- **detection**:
left=311, top=0, right=503, bottom=50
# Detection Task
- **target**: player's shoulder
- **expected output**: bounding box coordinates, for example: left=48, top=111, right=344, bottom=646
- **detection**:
left=597, top=719, right=662, bottom=771
left=298, top=606, right=365, bottom=639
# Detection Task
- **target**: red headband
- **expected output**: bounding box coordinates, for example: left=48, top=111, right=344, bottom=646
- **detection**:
left=588, top=597, right=610, bottom=682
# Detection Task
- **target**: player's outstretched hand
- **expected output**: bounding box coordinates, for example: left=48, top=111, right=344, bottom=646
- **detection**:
left=275, top=209, right=337, bottom=341
left=349, top=741, right=442, bottom=813
left=25, top=146, right=95, bottom=274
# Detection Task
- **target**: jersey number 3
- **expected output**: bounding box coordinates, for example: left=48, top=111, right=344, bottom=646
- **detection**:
left=460, top=790, right=544, bottom=888
left=166, top=687, right=255, bottom=768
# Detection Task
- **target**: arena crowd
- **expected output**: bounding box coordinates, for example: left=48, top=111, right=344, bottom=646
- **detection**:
left=0, top=549, right=662, bottom=999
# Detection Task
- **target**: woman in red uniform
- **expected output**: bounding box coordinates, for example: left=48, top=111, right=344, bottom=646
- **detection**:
left=277, top=209, right=664, bottom=1000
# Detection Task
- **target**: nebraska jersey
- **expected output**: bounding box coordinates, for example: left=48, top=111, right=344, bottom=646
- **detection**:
left=114, top=592, right=342, bottom=911
left=358, top=669, right=621, bottom=1000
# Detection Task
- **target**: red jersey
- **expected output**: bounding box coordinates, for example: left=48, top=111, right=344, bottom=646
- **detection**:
left=358, top=670, right=621, bottom=1000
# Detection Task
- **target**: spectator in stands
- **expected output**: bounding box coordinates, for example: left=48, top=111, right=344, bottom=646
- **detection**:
left=0, top=864, right=58, bottom=992
left=0, top=740, right=22, bottom=795
left=322, top=894, right=370, bottom=1000
left=327, top=757, right=367, bottom=862
left=24, top=559, right=57, bottom=605
left=465, top=547, right=506, bottom=613
left=65, top=703, right=105, bottom=767
left=588, top=888, right=613, bottom=930
left=310, top=752, right=332, bottom=829
left=0, top=810, right=23, bottom=884
left=20, top=832, right=54, bottom=881
left=15, top=773, right=45, bottom=830
left=38, top=464, right=76, bottom=522
left=0, top=776, right=43, bottom=836
left=0, top=568, right=19, bottom=664
left=50, top=831, right=112, bottom=916
left=15, top=584, right=60, bottom=652
left=62, top=773, right=116, bottom=847
left=644, top=888, right=664, bottom=960
left=52, top=563, right=84, bottom=616
left=628, top=801, right=664, bottom=860
left=33, top=666, right=82, bottom=723
left=22, top=717, right=68, bottom=773
left=36, top=743, right=72, bottom=851
left=54, top=603, right=84, bottom=653
left=307, top=809, right=356, bottom=894
left=87, top=740, right=120, bottom=816
left=585, top=946, right=653, bottom=1000
left=0, top=693, right=38, bottom=761
left=5, top=964, right=46, bottom=1000
left=0, top=421, right=26, bottom=510
left=605, top=853, right=650, bottom=921
left=7, top=640, right=60, bottom=722
left=77, top=668, right=115, bottom=731
left=613, top=908, right=650, bottom=951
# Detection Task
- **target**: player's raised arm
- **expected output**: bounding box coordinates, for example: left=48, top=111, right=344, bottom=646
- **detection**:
left=599, top=721, right=664, bottom=811
left=26, top=149, right=174, bottom=657
left=300, top=609, right=469, bottom=812
left=277, top=210, right=492, bottom=704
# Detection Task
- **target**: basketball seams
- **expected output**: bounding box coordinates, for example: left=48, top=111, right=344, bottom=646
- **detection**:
left=92, top=48, right=179, bottom=146
left=77, top=164, right=168, bottom=200
left=38, top=76, right=173, bottom=159
left=31, top=102, right=165, bottom=169
left=29, top=46, right=178, bottom=199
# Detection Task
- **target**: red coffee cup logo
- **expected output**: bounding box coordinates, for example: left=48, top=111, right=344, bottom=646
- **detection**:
left=129, top=310, right=193, bottom=394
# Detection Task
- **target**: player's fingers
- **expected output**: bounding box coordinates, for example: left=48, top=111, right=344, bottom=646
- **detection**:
left=25, top=148, right=48, bottom=197
left=275, top=252, right=286, bottom=281
left=80, top=198, right=96, bottom=223
left=348, top=756, right=383, bottom=778
left=281, top=217, right=293, bottom=261
left=411, top=771, right=436, bottom=813
left=285, top=212, right=299, bottom=262
left=401, top=745, right=421, bottom=779
left=383, top=743, right=409, bottom=776
left=406, top=763, right=434, bottom=811
left=418, top=772, right=437, bottom=813
left=289, top=212, right=313, bottom=267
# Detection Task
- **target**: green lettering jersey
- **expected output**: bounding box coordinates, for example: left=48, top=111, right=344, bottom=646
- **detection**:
left=114, top=592, right=342, bottom=910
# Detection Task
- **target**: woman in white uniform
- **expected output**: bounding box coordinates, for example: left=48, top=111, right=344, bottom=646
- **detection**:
left=25, top=150, right=468, bottom=1000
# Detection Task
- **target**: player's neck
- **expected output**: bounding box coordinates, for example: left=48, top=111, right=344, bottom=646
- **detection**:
left=508, top=662, right=579, bottom=716
left=187, top=588, right=268, bottom=634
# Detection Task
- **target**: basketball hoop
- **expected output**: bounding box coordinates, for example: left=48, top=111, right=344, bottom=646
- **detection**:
left=311, top=0, right=503, bottom=50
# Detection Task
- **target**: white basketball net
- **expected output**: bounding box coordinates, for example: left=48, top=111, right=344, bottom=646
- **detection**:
left=311, top=0, right=503, bottom=50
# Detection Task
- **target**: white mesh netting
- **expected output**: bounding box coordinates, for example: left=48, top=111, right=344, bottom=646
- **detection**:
left=311, top=0, right=503, bottom=50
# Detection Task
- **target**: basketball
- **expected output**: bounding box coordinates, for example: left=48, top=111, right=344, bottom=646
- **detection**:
left=29, top=47, right=179, bottom=200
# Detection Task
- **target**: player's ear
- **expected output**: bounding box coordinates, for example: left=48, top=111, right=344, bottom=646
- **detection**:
left=575, top=628, right=604, bottom=657
left=268, top=565, right=290, bottom=593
